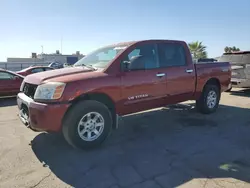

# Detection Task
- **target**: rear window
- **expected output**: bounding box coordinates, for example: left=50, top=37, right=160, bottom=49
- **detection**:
left=31, top=68, right=44, bottom=73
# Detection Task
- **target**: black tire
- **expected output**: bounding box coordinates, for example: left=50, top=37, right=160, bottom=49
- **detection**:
left=62, top=100, right=113, bottom=150
left=196, top=84, right=220, bottom=114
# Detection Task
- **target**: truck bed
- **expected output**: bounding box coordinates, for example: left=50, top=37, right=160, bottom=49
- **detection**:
left=194, top=62, right=231, bottom=94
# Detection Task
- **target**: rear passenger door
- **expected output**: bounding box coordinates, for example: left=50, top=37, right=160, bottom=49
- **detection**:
left=157, top=42, right=196, bottom=102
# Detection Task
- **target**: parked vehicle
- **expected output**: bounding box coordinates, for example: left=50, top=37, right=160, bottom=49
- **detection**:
left=16, top=66, right=54, bottom=76
left=218, top=51, right=250, bottom=91
left=0, top=68, right=24, bottom=97
left=63, top=63, right=73, bottom=68
left=48, top=61, right=64, bottom=69
left=17, top=39, right=231, bottom=149
left=197, top=58, right=218, bottom=63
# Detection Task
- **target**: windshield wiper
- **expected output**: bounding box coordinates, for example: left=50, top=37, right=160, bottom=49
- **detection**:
left=75, top=64, right=97, bottom=70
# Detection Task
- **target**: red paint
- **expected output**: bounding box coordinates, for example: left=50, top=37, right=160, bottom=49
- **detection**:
left=16, top=66, right=54, bottom=76
left=17, top=40, right=231, bottom=132
left=28, top=101, right=69, bottom=132
left=0, top=69, right=24, bottom=97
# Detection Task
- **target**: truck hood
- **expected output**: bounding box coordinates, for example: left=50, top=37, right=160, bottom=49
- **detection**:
left=24, top=66, right=102, bottom=85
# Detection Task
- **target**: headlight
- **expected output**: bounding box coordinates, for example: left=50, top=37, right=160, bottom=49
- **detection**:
left=34, top=82, right=66, bottom=100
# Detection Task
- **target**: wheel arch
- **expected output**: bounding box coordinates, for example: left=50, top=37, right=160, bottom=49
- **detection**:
left=196, top=77, right=221, bottom=114
left=204, top=78, right=221, bottom=92
left=63, top=92, right=118, bottom=129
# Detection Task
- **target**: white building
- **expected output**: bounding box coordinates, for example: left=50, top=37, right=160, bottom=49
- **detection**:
left=7, top=51, right=84, bottom=65
left=1, top=50, right=85, bottom=71
left=37, top=51, right=84, bottom=65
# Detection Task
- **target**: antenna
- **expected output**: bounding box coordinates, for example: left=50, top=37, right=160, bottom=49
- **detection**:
left=60, top=36, right=63, bottom=54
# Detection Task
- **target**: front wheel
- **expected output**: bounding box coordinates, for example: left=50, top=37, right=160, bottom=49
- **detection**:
left=62, top=100, right=113, bottom=150
left=196, top=84, right=220, bottom=114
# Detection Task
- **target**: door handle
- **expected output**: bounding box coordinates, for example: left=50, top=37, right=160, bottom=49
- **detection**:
left=156, top=73, right=165, bottom=77
left=186, top=69, right=193, bottom=73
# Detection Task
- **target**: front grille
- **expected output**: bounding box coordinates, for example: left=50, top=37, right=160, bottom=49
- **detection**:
left=23, top=83, right=38, bottom=99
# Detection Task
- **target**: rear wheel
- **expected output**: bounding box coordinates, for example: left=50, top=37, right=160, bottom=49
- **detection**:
left=62, top=100, right=113, bottom=150
left=196, top=84, right=220, bottom=114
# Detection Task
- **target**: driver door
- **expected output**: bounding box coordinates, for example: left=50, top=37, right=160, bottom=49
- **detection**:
left=120, top=42, right=168, bottom=115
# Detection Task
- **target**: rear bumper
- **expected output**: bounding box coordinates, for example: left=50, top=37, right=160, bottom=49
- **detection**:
left=231, top=78, right=250, bottom=88
left=17, top=93, right=70, bottom=132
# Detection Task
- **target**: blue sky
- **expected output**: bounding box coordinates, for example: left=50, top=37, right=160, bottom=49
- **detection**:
left=0, top=0, right=249, bottom=61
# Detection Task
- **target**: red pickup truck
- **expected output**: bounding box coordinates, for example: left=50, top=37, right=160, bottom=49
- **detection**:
left=17, top=40, right=231, bottom=149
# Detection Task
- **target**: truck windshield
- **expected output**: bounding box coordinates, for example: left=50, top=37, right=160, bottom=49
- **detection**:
left=74, top=45, right=128, bottom=69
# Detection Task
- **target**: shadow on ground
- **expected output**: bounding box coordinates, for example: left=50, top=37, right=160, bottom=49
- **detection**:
left=31, top=103, right=250, bottom=188
left=0, top=97, right=17, bottom=107
left=229, top=88, right=250, bottom=98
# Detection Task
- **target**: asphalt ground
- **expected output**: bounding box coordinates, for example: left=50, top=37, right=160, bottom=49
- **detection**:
left=1, top=89, right=250, bottom=188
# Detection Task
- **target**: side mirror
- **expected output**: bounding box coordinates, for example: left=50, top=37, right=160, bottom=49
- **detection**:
left=122, top=61, right=131, bottom=72
left=128, top=55, right=145, bottom=70
left=122, top=55, right=146, bottom=71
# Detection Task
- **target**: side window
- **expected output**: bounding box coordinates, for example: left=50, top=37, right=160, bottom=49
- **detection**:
left=31, top=68, right=44, bottom=73
left=44, top=68, right=53, bottom=71
left=158, top=43, right=186, bottom=67
left=128, top=49, right=140, bottom=60
left=0, top=72, right=14, bottom=80
left=126, top=44, right=158, bottom=70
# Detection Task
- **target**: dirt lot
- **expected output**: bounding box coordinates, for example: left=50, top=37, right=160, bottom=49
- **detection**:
left=1, top=89, right=250, bottom=188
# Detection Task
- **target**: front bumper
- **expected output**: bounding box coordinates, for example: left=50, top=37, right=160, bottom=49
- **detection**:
left=231, top=78, right=250, bottom=88
left=17, top=93, right=70, bottom=132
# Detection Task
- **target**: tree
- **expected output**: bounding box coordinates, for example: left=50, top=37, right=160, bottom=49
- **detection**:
left=224, top=46, right=230, bottom=53
left=224, top=46, right=240, bottom=53
left=188, top=41, right=208, bottom=59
